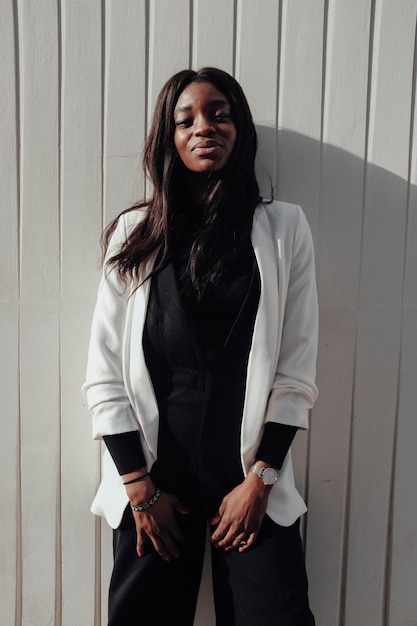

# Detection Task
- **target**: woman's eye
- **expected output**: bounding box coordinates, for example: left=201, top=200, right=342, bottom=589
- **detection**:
left=214, top=112, right=230, bottom=120
left=175, top=119, right=192, bottom=127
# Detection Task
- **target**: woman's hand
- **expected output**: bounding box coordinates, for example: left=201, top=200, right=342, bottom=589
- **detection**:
left=124, top=475, right=190, bottom=561
left=209, top=471, right=272, bottom=553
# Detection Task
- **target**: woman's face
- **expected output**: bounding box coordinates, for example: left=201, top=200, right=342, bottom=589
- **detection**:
left=173, top=82, right=237, bottom=174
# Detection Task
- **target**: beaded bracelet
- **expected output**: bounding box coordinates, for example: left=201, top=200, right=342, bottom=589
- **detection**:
left=130, top=488, right=161, bottom=512
left=123, top=473, right=149, bottom=485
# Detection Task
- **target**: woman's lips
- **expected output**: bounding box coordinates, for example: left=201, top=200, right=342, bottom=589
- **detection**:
left=192, top=140, right=222, bottom=155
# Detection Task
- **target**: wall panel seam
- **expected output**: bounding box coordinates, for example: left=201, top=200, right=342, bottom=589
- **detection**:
left=13, top=0, right=22, bottom=623
left=56, top=0, right=63, bottom=623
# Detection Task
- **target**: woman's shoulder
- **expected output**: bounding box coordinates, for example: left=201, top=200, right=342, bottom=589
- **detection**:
left=110, top=205, right=148, bottom=239
left=256, top=199, right=303, bottom=230
left=120, top=205, right=148, bottom=228
left=104, top=205, right=148, bottom=256
left=254, top=201, right=314, bottom=249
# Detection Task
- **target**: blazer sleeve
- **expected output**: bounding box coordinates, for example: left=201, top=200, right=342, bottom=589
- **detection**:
left=264, top=205, right=319, bottom=429
left=82, top=214, right=141, bottom=439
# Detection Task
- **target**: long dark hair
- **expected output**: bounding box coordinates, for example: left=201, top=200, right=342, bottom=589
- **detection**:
left=103, top=67, right=260, bottom=298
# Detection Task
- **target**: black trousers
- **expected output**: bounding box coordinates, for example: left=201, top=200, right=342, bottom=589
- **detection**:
left=108, top=505, right=315, bottom=626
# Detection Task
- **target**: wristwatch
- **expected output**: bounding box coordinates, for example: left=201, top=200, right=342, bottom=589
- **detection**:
left=250, top=464, right=279, bottom=485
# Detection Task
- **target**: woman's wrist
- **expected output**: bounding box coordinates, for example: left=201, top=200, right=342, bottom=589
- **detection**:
left=125, top=475, right=156, bottom=506
left=130, top=487, right=161, bottom=512
left=121, top=467, right=148, bottom=484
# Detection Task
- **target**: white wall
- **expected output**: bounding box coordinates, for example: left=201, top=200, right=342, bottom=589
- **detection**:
left=1, top=1, right=417, bottom=624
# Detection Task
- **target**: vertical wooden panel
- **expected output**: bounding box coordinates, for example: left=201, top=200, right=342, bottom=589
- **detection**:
left=359, top=0, right=415, bottom=311
left=147, top=0, right=191, bottom=114
left=235, top=0, right=280, bottom=199
left=307, top=2, right=371, bottom=623
left=278, top=0, right=324, bottom=231
left=191, top=0, right=235, bottom=72
left=308, top=310, right=357, bottom=624
left=388, top=311, right=417, bottom=624
left=103, top=0, right=147, bottom=224
left=0, top=1, right=19, bottom=623
left=345, top=2, right=417, bottom=623
left=388, top=38, right=417, bottom=620
left=0, top=0, right=19, bottom=303
left=346, top=310, right=402, bottom=625
left=60, top=1, right=103, bottom=624
left=0, top=307, right=19, bottom=624
left=18, top=1, right=60, bottom=624
left=319, top=0, right=370, bottom=311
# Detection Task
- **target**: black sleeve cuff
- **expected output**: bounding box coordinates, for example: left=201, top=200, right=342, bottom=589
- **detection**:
left=255, top=423, right=298, bottom=470
left=103, top=431, right=147, bottom=475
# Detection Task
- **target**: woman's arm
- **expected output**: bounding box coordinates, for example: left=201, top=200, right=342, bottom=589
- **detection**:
left=82, top=214, right=189, bottom=560
left=210, top=205, right=318, bottom=551
left=264, top=205, right=319, bottom=429
left=82, top=214, right=140, bottom=438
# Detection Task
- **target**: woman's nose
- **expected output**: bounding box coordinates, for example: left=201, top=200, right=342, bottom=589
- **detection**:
left=195, top=115, right=215, bottom=136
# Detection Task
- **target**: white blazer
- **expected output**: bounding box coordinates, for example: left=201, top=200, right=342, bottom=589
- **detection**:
left=83, top=201, right=319, bottom=529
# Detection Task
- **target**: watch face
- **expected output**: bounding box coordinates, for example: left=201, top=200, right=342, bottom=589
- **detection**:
left=262, top=468, right=278, bottom=485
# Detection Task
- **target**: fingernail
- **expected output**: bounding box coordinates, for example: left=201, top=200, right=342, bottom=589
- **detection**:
left=137, top=552, right=143, bottom=558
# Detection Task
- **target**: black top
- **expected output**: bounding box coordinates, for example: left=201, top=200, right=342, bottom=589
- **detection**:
left=104, top=240, right=296, bottom=476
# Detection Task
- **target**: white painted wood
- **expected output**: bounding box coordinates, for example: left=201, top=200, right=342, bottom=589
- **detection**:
left=345, top=310, right=402, bottom=625
left=278, top=0, right=324, bottom=233
left=18, top=0, right=60, bottom=304
left=147, top=0, right=191, bottom=116
left=0, top=0, right=19, bottom=305
left=388, top=311, right=417, bottom=624
left=17, top=1, right=60, bottom=624
left=101, top=518, right=113, bottom=626
left=307, top=309, right=357, bottom=625
left=388, top=40, right=417, bottom=620
left=359, top=0, right=416, bottom=311
left=0, top=306, right=19, bottom=625
left=235, top=0, right=280, bottom=199
left=319, top=0, right=371, bottom=310
left=305, top=4, right=371, bottom=622
left=60, top=0, right=103, bottom=301
left=0, top=2, right=19, bottom=621
left=103, top=0, right=147, bottom=223
left=20, top=304, right=60, bottom=626
left=345, top=3, right=417, bottom=621
left=194, top=528, right=216, bottom=626
left=59, top=2, right=103, bottom=623
left=403, top=153, right=417, bottom=312
left=192, top=0, right=234, bottom=73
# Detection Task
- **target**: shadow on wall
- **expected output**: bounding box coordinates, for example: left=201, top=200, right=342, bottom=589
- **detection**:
left=250, top=127, right=417, bottom=624
left=253, top=125, right=416, bottom=499
left=255, top=125, right=415, bottom=318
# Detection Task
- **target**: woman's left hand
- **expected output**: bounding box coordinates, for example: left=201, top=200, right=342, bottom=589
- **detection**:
left=209, top=471, right=272, bottom=552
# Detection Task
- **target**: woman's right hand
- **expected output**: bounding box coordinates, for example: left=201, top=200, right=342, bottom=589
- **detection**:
left=125, top=477, right=190, bottom=561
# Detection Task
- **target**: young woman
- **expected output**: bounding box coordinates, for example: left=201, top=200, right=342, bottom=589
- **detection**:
left=83, top=67, right=318, bottom=625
